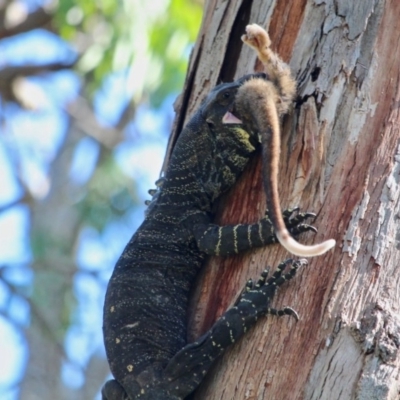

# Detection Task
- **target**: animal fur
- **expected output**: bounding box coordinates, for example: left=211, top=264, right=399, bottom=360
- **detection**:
left=235, top=24, right=335, bottom=256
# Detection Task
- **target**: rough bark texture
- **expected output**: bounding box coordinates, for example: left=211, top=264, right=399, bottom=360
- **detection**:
left=164, top=0, right=400, bottom=399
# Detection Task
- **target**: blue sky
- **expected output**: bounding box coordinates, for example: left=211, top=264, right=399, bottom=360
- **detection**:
left=0, top=26, right=171, bottom=398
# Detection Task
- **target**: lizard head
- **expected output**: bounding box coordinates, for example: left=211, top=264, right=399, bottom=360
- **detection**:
left=200, top=81, right=242, bottom=125
left=225, top=75, right=274, bottom=145
left=201, top=73, right=268, bottom=128
left=162, top=74, right=271, bottom=206
left=190, top=74, right=269, bottom=201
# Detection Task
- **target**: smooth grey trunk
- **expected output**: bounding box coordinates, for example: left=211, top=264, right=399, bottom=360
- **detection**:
left=19, top=122, right=110, bottom=400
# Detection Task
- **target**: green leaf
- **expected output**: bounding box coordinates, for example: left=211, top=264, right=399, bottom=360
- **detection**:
left=54, top=0, right=203, bottom=105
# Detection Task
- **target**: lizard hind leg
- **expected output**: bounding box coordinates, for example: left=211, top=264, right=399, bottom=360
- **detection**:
left=159, top=259, right=307, bottom=399
left=268, top=306, right=299, bottom=321
left=101, top=379, right=129, bottom=400
left=265, top=257, right=303, bottom=286
left=263, top=258, right=309, bottom=322
left=101, top=377, right=183, bottom=400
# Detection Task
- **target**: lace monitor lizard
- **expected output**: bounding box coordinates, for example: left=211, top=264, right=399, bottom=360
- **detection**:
left=102, top=24, right=335, bottom=399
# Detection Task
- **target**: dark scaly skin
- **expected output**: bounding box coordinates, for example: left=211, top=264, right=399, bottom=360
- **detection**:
left=102, top=74, right=315, bottom=400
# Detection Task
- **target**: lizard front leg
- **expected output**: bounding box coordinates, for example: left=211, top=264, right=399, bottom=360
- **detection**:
left=192, top=209, right=316, bottom=256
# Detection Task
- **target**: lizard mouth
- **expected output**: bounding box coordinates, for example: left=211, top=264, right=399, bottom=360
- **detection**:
left=222, top=111, right=243, bottom=124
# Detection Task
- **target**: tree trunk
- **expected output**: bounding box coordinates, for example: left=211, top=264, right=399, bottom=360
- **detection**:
left=19, top=122, right=110, bottom=400
left=167, top=0, right=400, bottom=399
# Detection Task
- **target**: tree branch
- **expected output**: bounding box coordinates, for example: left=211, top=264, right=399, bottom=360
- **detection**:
left=0, top=61, right=76, bottom=103
left=0, top=5, right=53, bottom=39
left=66, top=96, right=124, bottom=148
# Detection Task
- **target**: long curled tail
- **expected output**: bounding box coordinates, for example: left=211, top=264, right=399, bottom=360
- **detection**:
left=238, top=24, right=335, bottom=257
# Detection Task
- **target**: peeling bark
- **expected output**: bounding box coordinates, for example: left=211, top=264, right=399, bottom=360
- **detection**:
left=167, top=0, right=400, bottom=399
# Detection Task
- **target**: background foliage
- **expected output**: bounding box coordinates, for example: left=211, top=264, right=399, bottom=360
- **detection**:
left=0, top=0, right=203, bottom=398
